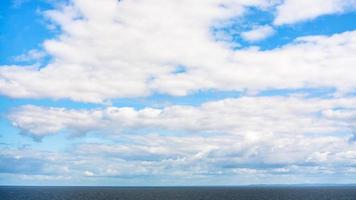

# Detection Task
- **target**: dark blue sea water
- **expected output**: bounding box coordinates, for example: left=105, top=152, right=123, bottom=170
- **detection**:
left=1, top=186, right=356, bottom=200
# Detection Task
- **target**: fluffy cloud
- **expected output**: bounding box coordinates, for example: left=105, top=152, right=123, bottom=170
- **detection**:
left=1, top=0, right=356, bottom=103
left=240, top=25, right=275, bottom=42
left=0, top=0, right=267, bottom=102
left=274, top=0, right=356, bottom=25
left=9, top=105, right=103, bottom=138
left=9, top=96, right=356, bottom=139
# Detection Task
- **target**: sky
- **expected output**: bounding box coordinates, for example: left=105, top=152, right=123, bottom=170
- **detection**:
left=0, top=0, right=356, bottom=186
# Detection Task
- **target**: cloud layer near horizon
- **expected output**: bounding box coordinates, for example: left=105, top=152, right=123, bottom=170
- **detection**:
left=7, top=96, right=356, bottom=182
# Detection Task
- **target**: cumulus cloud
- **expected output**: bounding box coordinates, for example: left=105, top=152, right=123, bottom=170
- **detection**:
left=1, top=0, right=264, bottom=102
left=274, top=0, right=356, bottom=25
left=1, top=0, right=356, bottom=103
left=9, top=96, right=356, bottom=139
left=9, top=105, right=103, bottom=139
left=240, top=25, right=275, bottom=42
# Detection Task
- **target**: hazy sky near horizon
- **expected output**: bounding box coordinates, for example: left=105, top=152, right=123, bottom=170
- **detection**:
left=1, top=0, right=356, bottom=186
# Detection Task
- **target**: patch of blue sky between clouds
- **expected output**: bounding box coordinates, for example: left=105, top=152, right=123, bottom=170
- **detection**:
left=0, top=0, right=60, bottom=66
left=173, top=65, right=187, bottom=74
left=0, top=88, right=339, bottom=116
left=110, top=88, right=340, bottom=110
left=214, top=7, right=356, bottom=50
left=111, top=90, right=243, bottom=109
left=257, top=88, right=337, bottom=99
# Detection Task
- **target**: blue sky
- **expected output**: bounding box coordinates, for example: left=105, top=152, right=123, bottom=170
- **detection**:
left=1, top=0, right=356, bottom=186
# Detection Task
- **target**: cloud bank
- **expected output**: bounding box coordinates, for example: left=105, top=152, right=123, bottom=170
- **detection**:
left=1, top=0, right=356, bottom=103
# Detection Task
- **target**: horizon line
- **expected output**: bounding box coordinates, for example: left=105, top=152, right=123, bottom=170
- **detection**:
left=2, top=183, right=356, bottom=187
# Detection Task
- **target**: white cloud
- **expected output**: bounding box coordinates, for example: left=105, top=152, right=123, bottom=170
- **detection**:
left=0, top=0, right=261, bottom=102
left=72, top=133, right=356, bottom=167
left=83, top=170, right=94, bottom=177
left=1, top=0, right=355, bottom=103
left=13, top=49, right=46, bottom=63
left=274, top=0, right=356, bottom=25
left=9, top=105, right=104, bottom=138
left=7, top=95, right=356, bottom=179
left=9, top=96, right=356, bottom=139
left=2, top=131, right=356, bottom=184
left=240, top=25, right=275, bottom=42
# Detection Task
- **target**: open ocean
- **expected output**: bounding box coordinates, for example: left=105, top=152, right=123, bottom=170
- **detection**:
left=1, top=186, right=356, bottom=200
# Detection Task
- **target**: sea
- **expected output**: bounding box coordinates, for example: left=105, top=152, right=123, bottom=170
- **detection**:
left=1, top=186, right=356, bottom=200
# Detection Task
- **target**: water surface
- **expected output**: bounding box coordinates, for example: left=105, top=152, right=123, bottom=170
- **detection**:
left=1, top=186, right=356, bottom=200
